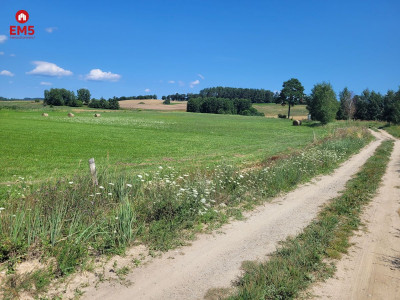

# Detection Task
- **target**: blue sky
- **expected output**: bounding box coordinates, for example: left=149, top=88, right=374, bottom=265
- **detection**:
left=0, top=0, right=399, bottom=99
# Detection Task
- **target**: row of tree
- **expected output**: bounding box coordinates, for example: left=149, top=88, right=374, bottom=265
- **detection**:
left=43, top=88, right=119, bottom=110
left=88, top=97, right=120, bottom=110
left=187, top=97, right=264, bottom=116
left=44, top=88, right=91, bottom=107
left=117, top=95, right=157, bottom=100
left=199, top=87, right=276, bottom=103
left=336, top=88, right=400, bottom=124
left=277, top=78, right=400, bottom=125
left=161, top=93, right=199, bottom=101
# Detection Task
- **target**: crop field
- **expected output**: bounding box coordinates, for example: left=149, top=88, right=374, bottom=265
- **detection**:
left=118, top=99, right=187, bottom=111
left=0, top=104, right=331, bottom=185
left=253, top=103, right=309, bottom=118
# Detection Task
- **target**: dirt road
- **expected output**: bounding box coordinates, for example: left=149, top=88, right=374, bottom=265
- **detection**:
left=83, top=131, right=389, bottom=300
left=311, top=134, right=400, bottom=300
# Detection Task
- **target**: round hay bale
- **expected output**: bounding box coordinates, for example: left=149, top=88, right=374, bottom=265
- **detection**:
left=94, top=113, right=101, bottom=117
left=293, top=120, right=300, bottom=126
left=68, top=113, right=74, bottom=117
left=42, top=113, right=49, bottom=117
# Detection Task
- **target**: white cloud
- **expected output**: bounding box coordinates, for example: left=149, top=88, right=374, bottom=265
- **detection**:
left=178, top=81, right=185, bottom=87
left=45, top=27, right=57, bottom=33
left=0, top=52, right=4, bottom=55
left=40, top=81, right=52, bottom=86
left=0, top=35, right=7, bottom=43
left=145, top=88, right=151, bottom=92
left=0, top=70, right=15, bottom=77
left=85, top=69, right=121, bottom=82
left=27, top=61, right=73, bottom=77
left=168, top=80, right=175, bottom=84
left=198, top=74, right=205, bottom=80
left=10, top=54, right=15, bottom=57
left=190, top=79, right=200, bottom=88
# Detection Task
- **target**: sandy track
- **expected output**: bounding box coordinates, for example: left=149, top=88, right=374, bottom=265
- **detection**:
left=83, top=131, right=387, bottom=300
left=311, top=132, right=400, bottom=300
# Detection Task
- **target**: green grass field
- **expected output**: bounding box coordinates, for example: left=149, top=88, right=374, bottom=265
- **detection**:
left=253, top=103, right=309, bottom=117
left=0, top=106, right=332, bottom=184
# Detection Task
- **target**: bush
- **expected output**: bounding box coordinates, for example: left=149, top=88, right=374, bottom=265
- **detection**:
left=163, top=98, right=171, bottom=105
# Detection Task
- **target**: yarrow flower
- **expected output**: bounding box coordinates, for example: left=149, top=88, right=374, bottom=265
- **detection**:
left=68, top=181, right=73, bottom=184
left=99, top=186, right=104, bottom=189
left=126, top=183, right=132, bottom=187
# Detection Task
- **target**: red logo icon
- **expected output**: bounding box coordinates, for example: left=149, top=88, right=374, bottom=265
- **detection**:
left=10, top=10, right=35, bottom=39
left=15, top=10, right=29, bottom=24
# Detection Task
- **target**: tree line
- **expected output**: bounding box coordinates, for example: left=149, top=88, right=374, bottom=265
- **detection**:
left=162, top=93, right=199, bottom=101
left=199, top=87, right=276, bottom=103
left=43, top=88, right=119, bottom=110
left=187, top=97, right=264, bottom=116
left=117, top=95, right=157, bottom=100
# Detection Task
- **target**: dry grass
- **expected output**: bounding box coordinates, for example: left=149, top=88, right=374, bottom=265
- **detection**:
left=119, top=99, right=187, bottom=111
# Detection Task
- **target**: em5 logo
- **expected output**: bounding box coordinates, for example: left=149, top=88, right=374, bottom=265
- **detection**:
left=10, top=10, right=35, bottom=38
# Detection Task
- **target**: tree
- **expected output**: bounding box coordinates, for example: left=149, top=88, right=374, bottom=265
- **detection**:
left=383, top=89, right=400, bottom=124
left=337, top=87, right=355, bottom=120
left=77, top=88, right=91, bottom=105
left=163, top=98, right=170, bottom=105
left=307, top=82, right=339, bottom=124
left=279, top=78, right=305, bottom=119
left=108, top=97, right=120, bottom=110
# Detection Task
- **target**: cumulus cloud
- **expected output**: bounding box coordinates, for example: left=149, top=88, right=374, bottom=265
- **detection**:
left=190, top=79, right=200, bottom=88
left=168, top=80, right=175, bottom=84
left=45, top=27, right=57, bottom=33
left=40, top=81, right=52, bottom=86
left=10, top=54, right=15, bottom=57
left=145, top=88, right=151, bottom=92
left=178, top=81, right=185, bottom=87
left=0, top=35, right=7, bottom=43
left=198, top=74, right=205, bottom=80
left=85, top=69, right=121, bottom=82
left=27, top=61, right=73, bottom=77
left=0, top=52, right=4, bottom=55
left=0, top=70, right=15, bottom=77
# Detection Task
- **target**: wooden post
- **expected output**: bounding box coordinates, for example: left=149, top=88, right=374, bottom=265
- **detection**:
left=89, top=158, right=98, bottom=186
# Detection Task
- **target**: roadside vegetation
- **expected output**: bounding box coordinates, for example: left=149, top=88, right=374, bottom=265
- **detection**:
left=228, top=139, right=393, bottom=300
left=0, top=125, right=370, bottom=298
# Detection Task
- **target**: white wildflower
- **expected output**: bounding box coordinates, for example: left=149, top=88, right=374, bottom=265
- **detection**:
left=68, top=181, right=73, bottom=184
left=126, top=184, right=132, bottom=187
left=99, top=186, right=104, bottom=189
left=137, top=174, right=143, bottom=179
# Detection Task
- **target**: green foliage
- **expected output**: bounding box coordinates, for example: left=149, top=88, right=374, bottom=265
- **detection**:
left=187, top=97, right=263, bottom=116
left=199, top=87, right=275, bottom=103
left=230, top=140, right=393, bottom=300
left=44, top=88, right=77, bottom=107
left=278, top=78, right=305, bottom=118
left=337, top=87, right=355, bottom=120
left=88, top=97, right=120, bottom=109
left=163, top=98, right=171, bottom=105
left=77, top=88, right=91, bottom=105
left=307, top=82, right=339, bottom=124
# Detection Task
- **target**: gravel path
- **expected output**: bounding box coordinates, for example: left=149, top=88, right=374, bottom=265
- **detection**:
left=83, top=131, right=387, bottom=300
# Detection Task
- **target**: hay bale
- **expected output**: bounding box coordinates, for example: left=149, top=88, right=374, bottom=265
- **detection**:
left=94, top=113, right=101, bottom=117
left=68, top=113, right=74, bottom=117
left=293, top=120, right=300, bottom=126
left=42, top=113, right=49, bottom=117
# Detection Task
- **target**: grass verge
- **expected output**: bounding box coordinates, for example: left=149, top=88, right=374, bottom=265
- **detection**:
left=228, top=139, right=394, bottom=300
left=0, top=127, right=370, bottom=298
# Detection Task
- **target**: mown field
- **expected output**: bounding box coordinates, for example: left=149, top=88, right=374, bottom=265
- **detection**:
left=0, top=104, right=329, bottom=185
